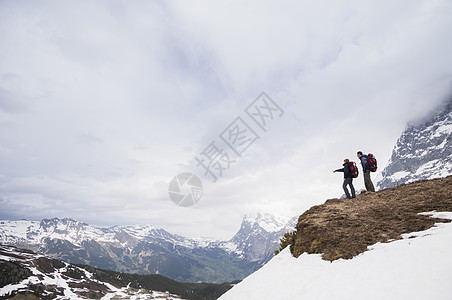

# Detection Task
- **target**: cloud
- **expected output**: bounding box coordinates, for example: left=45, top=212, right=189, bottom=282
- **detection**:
left=0, top=0, right=451, bottom=238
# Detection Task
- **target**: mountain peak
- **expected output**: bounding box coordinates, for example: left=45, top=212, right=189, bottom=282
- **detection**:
left=242, top=213, right=292, bottom=233
left=40, top=217, right=86, bottom=228
left=377, top=99, right=452, bottom=190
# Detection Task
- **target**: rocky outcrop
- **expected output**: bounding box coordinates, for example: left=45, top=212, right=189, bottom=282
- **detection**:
left=289, top=176, right=452, bottom=261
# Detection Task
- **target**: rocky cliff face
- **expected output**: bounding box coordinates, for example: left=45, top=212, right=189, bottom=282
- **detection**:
left=377, top=100, right=452, bottom=190
left=231, top=213, right=297, bottom=262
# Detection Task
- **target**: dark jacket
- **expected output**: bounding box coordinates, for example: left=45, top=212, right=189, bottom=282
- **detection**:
left=335, top=162, right=352, bottom=178
left=359, top=155, right=368, bottom=172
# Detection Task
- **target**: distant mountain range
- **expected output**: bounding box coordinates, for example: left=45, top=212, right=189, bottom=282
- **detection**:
left=377, top=100, right=452, bottom=190
left=0, top=213, right=296, bottom=283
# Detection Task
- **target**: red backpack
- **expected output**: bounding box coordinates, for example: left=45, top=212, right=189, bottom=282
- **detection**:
left=349, top=161, right=359, bottom=178
left=367, top=153, right=377, bottom=172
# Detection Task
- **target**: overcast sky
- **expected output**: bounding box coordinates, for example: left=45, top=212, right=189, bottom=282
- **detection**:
left=1, top=0, right=451, bottom=239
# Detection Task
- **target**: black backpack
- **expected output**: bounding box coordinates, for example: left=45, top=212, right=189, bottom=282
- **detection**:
left=367, top=153, right=377, bottom=172
left=349, top=161, right=359, bottom=178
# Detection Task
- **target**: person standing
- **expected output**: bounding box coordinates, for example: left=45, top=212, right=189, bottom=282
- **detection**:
left=357, top=151, right=375, bottom=192
left=333, top=159, right=356, bottom=199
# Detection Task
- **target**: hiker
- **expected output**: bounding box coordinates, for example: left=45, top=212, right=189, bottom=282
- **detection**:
left=357, top=151, right=375, bottom=192
left=333, top=159, right=356, bottom=199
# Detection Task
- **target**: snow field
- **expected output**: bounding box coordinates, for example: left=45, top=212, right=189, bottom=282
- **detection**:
left=219, top=212, right=452, bottom=300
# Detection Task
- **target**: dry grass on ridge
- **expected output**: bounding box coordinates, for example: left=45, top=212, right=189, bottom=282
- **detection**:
left=291, top=175, right=452, bottom=261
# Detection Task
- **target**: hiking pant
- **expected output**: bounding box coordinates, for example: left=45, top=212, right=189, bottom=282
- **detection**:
left=364, top=170, right=375, bottom=192
left=343, top=178, right=356, bottom=199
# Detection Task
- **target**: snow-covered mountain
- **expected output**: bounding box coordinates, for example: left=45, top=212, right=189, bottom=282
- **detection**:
left=229, top=213, right=297, bottom=262
left=377, top=100, right=452, bottom=190
left=0, top=218, right=116, bottom=248
left=0, top=218, right=211, bottom=250
left=0, top=213, right=296, bottom=283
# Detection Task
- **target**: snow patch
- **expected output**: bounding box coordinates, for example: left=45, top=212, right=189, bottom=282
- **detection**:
left=431, top=123, right=452, bottom=138
left=243, top=213, right=290, bottom=233
left=389, top=171, right=410, bottom=181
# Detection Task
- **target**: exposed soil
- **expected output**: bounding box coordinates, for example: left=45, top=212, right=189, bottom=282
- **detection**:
left=291, top=175, right=452, bottom=261
left=33, top=257, right=65, bottom=274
